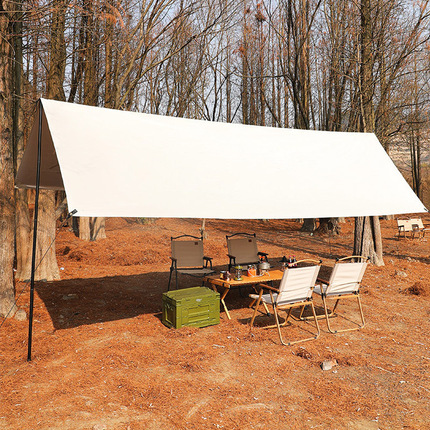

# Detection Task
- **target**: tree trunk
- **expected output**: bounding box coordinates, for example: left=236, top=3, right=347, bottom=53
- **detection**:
left=353, top=216, right=384, bottom=266
left=15, top=188, right=31, bottom=281
left=315, top=218, right=340, bottom=235
left=78, top=1, right=106, bottom=241
left=33, top=191, right=61, bottom=281
left=79, top=217, right=91, bottom=241
left=354, top=0, right=384, bottom=266
left=91, top=217, right=106, bottom=241
left=47, top=0, right=67, bottom=101
left=104, top=5, right=114, bottom=109
left=0, top=2, right=17, bottom=316
left=30, top=0, right=68, bottom=281
left=13, top=0, right=32, bottom=282
left=301, top=219, right=317, bottom=232
left=241, top=8, right=249, bottom=125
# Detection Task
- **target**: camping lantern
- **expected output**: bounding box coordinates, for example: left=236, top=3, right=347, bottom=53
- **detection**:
left=234, top=265, right=243, bottom=281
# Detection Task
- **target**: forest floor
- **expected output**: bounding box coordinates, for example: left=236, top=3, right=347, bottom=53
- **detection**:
left=1, top=214, right=430, bottom=430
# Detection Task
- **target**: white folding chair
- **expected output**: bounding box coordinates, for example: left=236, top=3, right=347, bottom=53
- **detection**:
left=313, top=256, right=368, bottom=333
left=250, top=260, right=321, bottom=346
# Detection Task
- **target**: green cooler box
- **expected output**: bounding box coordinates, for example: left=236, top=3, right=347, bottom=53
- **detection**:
left=162, top=287, right=220, bottom=329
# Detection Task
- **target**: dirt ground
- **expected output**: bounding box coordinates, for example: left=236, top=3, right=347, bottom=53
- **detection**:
left=1, top=215, right=430, bottom=430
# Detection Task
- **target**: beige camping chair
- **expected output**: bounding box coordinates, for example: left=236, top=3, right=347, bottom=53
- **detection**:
left=250, top=259, right=321, bottom=346
left=313, top=256, right=368, bottom=334
left=226, top=232, right=268, bottom=271
left=397, top=219, right=411, bottom=238
left=409, top=218, right=428, bottom=238
left=168, top=235, right=215, bottom=291
left=396, top=218, right=428, bottom=239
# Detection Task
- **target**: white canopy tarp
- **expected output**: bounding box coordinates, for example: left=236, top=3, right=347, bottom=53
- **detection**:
left=16, top=98, right=427, bottom=219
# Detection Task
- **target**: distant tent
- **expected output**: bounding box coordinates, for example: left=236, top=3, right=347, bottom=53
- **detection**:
left=16, top=98, right=427, bottom=219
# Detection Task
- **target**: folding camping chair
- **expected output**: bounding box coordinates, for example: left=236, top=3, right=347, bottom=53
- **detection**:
left=409, top=218, right=428, bottom=238
left=167, top=235, right=215, bottom=291
left=249, top=259, right=321, bottom=346
left=397, top=218, right=428, bottom=239
left=313, top=256, right=368, bottom=334
left=226, top=232, right=268, bottom=272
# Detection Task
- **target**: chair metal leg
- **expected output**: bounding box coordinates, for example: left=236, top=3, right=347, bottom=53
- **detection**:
left=285, top=308, right=292, bottom=323
left=298, top=305, right=306, bottom=320
left=261, top=301, right=270, bottom=316
left=276, top=302, right=320, bottom=346
left=309, top=303, right=321, bottom=340
left=332, top=298, right=340, bottom=313
left=273, top=306, right=285, bottom=344
left=249, top=296, right=271, bottom=317
left=322, top=295, right=365, bottom=334
left=356, top=296, right=366, bottom=329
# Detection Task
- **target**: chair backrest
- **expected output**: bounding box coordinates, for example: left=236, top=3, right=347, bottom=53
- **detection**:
left=171, top=236, right=204, bottom=268
left=409, top=218, right=424, bottom=230
left=325, top=261, right=367, bottom=295
left=397, top=219, right=415, bottom=232
left=397, top=219, right=408, bottom=231
left=276, top=265, right=321, bottom=306
left=226, top=234, right=258, bottom=264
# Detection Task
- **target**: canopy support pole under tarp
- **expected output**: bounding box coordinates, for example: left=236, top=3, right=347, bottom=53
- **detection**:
left=27, top=100, right=43, bottom=362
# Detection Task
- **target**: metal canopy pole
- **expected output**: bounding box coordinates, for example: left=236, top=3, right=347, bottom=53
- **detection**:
left=27, top=99, right=43, bottom=362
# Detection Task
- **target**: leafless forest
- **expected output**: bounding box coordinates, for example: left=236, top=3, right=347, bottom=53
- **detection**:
left=1, top=1, right=430, bottom=314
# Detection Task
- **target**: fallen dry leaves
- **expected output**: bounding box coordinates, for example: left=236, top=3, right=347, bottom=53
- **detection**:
left=1, top=215, right=429, bottom=429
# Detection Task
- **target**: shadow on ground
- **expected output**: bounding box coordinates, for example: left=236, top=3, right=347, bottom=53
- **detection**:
left=35, top=271, right=171, bottom=330
left=35, top=265, right=253, bottom=330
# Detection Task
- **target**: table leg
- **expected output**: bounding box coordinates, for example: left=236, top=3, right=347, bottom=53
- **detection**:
left=210, top=283, right=231, bottom=320
left=220, top=297, right=231, bottom=320
left=219, top=287, right=231, bottom=320
left=250, top=285, right=271, bottom=316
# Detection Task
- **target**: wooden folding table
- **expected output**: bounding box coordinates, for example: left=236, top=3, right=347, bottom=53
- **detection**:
left=204, top=270, right=284, bottom=319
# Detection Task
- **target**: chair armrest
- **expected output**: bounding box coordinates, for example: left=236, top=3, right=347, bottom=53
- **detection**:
left=255, top=283, right=279, bottom=293
left=169, top=257, right=177, bottom=270
left=203, top=256, right=213, bottom=268
left=227, top=254, right=236, bottom=268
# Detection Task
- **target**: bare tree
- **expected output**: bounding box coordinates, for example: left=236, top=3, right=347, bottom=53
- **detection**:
left=13, top=0, right=34, bottom=281
left=31, top=0, right=69, bottom=281
left=403, top=56, right=428, bottom=200
left=0, top=0, right=17, bottom=316
left=352, top=0, right=384, bottom=265
left=352, top=0, right=430, bottom=265
left=275, top=0, right=321, bottom=232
